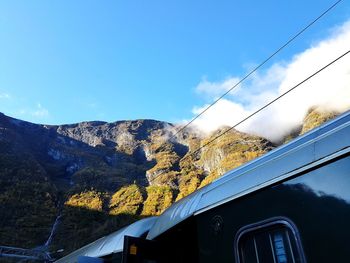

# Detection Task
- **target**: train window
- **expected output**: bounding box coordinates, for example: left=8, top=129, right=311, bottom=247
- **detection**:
left=234, top=217, right=305, bottom=263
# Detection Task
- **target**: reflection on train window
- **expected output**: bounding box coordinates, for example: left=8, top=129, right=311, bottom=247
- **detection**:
left=235, top=218, right=305, bottom=263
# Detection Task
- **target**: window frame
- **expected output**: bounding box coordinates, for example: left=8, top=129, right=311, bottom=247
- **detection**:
left=234, top=217, right=306, bottom=263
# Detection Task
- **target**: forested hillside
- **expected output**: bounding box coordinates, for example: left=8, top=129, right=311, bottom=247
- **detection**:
left=0, top=108, right=340, bottom=258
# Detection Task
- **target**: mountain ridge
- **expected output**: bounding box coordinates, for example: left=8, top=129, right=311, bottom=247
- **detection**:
left=0, top=108, right=339, bottom=258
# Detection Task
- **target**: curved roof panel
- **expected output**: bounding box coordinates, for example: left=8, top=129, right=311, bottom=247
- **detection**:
left=55, top=217, right=157, bottom=263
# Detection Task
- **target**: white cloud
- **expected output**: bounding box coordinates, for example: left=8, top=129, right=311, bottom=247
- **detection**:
left=17, top=103, right=50, bottom=120
left=191, top=99, right=249, bottom=133
left=32, top=103, right=49, bottom=118
left=191, top=19, right=350, bottom=142
left=87, top=102, right=98, bottom=109
left=195, top=76, right=242, bottom=98
left=0, top=93, right=10, bottom=99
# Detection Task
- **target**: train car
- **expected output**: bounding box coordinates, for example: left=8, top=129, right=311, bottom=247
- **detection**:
left=124, top=110, right=350, bottom=263
left=58, top=111, right=350, bottom=263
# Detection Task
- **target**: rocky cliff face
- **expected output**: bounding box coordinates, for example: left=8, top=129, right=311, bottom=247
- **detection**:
left=0, top=109, right=338, bottom=258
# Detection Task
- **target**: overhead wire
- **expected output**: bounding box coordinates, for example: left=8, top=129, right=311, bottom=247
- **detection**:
left=168, top=0, right=343, bottom=141
left=149, top=49, right=350, bottom=183
left=148, top=0, right=344, bottom=184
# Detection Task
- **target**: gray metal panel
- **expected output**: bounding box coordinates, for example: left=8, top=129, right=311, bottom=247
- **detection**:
left=98, top=216, right=157, bottom=256
left=55, top=217, right=157, bottom=263
left=315, top=118, right=350, bottom=160
left=146, top=111, right=350, bottom=240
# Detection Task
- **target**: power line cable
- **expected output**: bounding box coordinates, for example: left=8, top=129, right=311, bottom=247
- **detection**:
left=150, top=49, right=350, bottom=183
left=184, top=49, right=350, bottom=159
left=148, top=0, right=343, bottom=184
left=168, top=0, right=343, bottom=141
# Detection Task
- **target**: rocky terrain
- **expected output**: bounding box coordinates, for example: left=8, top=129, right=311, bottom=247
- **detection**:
left=0, top=108, right=340, bottom=259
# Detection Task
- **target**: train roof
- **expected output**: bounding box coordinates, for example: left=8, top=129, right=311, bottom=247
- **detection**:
left=55, top=217, right=157, bottom=263
left=147, top=110, right=350, bottom=240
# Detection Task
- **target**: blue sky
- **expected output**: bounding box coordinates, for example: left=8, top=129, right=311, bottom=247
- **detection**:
left=0, top=0, right=349, bottom=125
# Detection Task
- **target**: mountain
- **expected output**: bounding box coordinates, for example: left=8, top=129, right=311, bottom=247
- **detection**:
left=0, top=109, right=339, bottom=259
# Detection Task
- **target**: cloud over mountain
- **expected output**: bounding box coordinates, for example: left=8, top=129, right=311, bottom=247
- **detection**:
left=192, top=20, right=350, bottom=142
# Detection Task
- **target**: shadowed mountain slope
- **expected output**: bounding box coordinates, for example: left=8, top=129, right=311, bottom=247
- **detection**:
left=0, top=108, right=338, bottom=258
